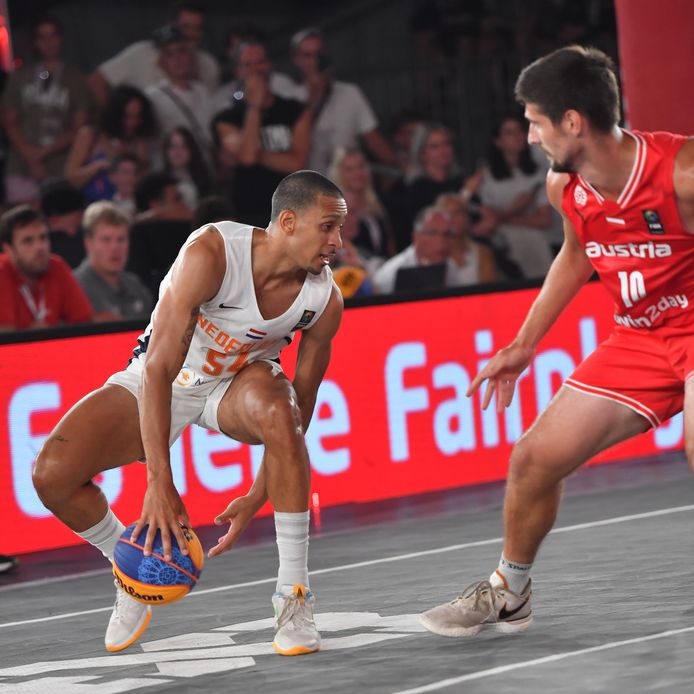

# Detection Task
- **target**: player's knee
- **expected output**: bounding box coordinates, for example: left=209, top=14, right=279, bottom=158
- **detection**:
left=507, top=436, right=550, bottom=488
left=256, top=396, right=303, bottom=446
left=32, top=450, right=62, bottom=508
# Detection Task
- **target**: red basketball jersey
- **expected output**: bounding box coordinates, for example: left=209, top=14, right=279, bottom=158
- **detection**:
left=562, top=129, right=693, bottom=330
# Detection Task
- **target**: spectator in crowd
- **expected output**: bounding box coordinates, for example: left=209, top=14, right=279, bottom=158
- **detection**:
left=2, top=15, right=90, bottom=205
left=328, top=147, right=393, bottom=274
left=0, top=205, right=93, bottom=330
left=273, top=27, right=397, bottom=175
left=40, top=178, right=86, bottom=268
left=213, top=39, right=310, bottom=226
left=87, top=0, right=219, bottom=106
left=435, top=192, right=499, bottom=284
left=64, top=85, right=157, bottom=202
left=472, top=114, right=557, bottom=279
left=192, top=194, right=234, bottom=229
left=388, top=109, right=426, bottom=177
left=74, top=201, right=152, bottom=321
left=145, top=25, right=215, bottom=169
left=372, top=205, right=465, bottom=294
left=0, top=553, right=19, bottom=574
left=128, top=172, right=192, bottom=293
left=388, top=122, right=464, bottom=251
left=109, top=153, right=142, bottom=217
left=162, top=126, right=213, bottom=209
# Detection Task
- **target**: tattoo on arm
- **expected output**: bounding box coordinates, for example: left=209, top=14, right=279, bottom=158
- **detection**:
left=181, top=308, right=199, bottom=359
left=48, top=435, right=68, bottom=444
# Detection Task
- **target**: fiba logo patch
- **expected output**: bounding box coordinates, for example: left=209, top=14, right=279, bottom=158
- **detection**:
left=574, top=185, right=587, bottom=207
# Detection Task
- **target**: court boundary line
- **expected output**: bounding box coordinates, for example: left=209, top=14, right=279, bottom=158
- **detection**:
left=392, top=624, right=694, bottom=693
left=1, top=503, right=693, bottom=630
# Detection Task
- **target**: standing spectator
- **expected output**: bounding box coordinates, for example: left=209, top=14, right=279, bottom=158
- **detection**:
left=388, top=122, right=464, bottom=251
left=372, top=206, right=459, bottom=294
left=145, top=26, right=215, bottom=168
left=2, top=15, right=90, bottom=205
left=74, top=201, right=152, bottom=321
left=273, top=27, right=397, bottom=175
left=435, top=192, right=499, bottom=284
left=213, top=40, right=310, bottom=226
left=0, top=205, right=93, bottom=330
left=87, top=1, right=220, bottom=106
left=162, top=126, right=213, bottom=209
left=109, top=153, right=142, bottom=217
left=328, top=147, right=393, bottom=272
left=473, top=115, right=557, bottom=279
left=40, top=178, right=86, bottom=268
left=64, top=86, right=157, bottom=202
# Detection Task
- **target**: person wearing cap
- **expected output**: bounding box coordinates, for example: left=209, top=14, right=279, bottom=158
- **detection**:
left=144, top=24, right=215, bottom=169
left=272, top=27, right=397, bottom=176
left=87, top=1, right=219, bottom=106
left=40, top=178, right=87, bottom=268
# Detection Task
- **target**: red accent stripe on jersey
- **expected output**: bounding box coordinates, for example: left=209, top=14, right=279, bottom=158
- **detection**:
left=618, top=132, right=647, bottom=208
left=578, top=174, right=604, bottom=204
left=685, top=370, right=694, bottom=383
left=564, top=378, right=660, bottom=428
left=248, top=328, right=267, bottom=335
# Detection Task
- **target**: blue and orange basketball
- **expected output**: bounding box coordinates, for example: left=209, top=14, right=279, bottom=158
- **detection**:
left=112, top=523, right=205, bottom=605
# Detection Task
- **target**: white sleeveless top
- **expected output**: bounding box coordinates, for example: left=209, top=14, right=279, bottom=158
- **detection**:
left=131, top=221, right=335, bottom=384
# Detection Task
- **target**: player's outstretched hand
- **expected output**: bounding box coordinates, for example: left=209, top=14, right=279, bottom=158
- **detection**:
left=208, top=495, right=265, bottom=558
left=466, top=342, right=535, bottom=412
left=132, top=478, right=191, bottom=562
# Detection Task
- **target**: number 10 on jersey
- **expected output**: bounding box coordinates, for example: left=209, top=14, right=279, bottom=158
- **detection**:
left=618, top=270, right=647, bottom=308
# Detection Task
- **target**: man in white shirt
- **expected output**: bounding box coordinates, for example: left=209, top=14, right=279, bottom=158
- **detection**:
left=87, top=1, right=220, bottom=106
left=272, top=27, right=397, bottom=175
left=144, top=26, right=214, bottom=168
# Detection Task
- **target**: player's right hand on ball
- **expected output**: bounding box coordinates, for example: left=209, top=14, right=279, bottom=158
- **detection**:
left=208, top=495, right=264, bottom=558
left=132, top=478, right=191, bottom=561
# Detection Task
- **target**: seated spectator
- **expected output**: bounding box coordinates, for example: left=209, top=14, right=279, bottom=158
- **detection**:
left=0, top=205, right=93, bottom=330
left=145, top=26, right=215, bottom=169
left=272, top=27, right=397, bottom=175
left=213, top=39, right=310, bottom=226
left=74, top=201, right=152, bottom=321
left=65, top=85, right=156, bottom=202
left=129, top=172, right=192, bottom=292
left=328, top=147, right=393, bottom=274
left=388, top=122, right=464, bottom=252
left=87, top=1, right=220, bottom=106
left=40, top=178, right=86, bottom=268
left=2, top=14, right=90, bottom=205
left=435, top=192, right=499, bottom=284
left=192, top=195, right=235, bottom=228
left=109, top=153, right=142, bottom=217
left=373, top=205, right=472, bottom=294
left=472, top=115, right=557, bottom=279
left=162, top=126, right=213, bottom=209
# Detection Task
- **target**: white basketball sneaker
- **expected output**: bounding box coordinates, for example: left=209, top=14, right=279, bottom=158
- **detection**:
left=272, top=584, right=321, bottom=655
left=105, top=579, right=153, bottom=652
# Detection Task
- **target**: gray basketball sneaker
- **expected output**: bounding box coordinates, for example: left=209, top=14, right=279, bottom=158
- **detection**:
left=272, top=584, right=321, bottom=655
left=419, top=579, right=532, bottom=637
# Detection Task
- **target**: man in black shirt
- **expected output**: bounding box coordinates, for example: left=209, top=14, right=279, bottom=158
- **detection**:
left=212, top=40, right=311, bottom=226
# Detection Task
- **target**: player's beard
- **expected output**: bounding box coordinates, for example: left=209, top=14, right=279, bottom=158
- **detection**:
left=549, top=157, right=577, bottom=174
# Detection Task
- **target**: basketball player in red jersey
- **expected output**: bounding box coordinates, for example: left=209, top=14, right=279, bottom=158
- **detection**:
left=33, top=171, right=345, bottom=655
left=420, top=45, right=694, bottom=637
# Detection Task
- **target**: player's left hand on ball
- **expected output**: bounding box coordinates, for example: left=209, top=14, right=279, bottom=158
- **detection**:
left=208, top=495, right=263, bottom=558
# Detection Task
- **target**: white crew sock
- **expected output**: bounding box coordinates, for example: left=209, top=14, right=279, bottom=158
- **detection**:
left=274, top=510, right=310, bottom=591
left=489, top=554, right=532, bottom=594
left=76, top=508, right=126, bottom=563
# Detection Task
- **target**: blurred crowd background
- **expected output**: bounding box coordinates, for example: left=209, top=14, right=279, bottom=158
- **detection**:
left=0, top=0, right=619, bottom=332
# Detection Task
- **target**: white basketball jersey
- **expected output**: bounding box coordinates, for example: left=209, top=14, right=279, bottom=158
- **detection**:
left=131, top=221, right=335, bottom=384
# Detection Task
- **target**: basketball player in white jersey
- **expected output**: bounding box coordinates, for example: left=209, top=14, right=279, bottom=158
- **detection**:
left=33, top=170, right=346, bottom=656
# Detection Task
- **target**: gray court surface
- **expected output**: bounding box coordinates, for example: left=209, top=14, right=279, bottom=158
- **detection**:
left=2, top=451, right=694, bottom=693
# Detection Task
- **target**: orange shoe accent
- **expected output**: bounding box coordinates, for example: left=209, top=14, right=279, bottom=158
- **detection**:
left=495, top=569, right=510, bottom=590
left=294, top=584, right=306, bottom=604
left=105, top=607, right=152, bottom=653
left=272, top=641, right=320, bottom=656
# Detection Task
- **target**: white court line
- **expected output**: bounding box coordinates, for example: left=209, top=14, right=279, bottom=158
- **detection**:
left=392, top=625, right=694, bottom=693
left=2, top=503, right=693, bottom=630
left=0, top=567, right=111, bottom=593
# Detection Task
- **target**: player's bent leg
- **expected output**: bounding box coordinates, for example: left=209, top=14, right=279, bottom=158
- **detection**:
left=215, top=362, right=320, bottom=655
left=33, top=384, right=151, bottom=652
left=420, top=385, right=649, bottom=638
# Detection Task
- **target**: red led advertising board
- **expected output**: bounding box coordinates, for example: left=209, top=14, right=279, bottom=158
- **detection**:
left=0, top=283, right=683, bottom=554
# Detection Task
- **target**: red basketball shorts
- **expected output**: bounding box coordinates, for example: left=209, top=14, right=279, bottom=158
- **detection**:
left=565, top=324, right=694, bottom=429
